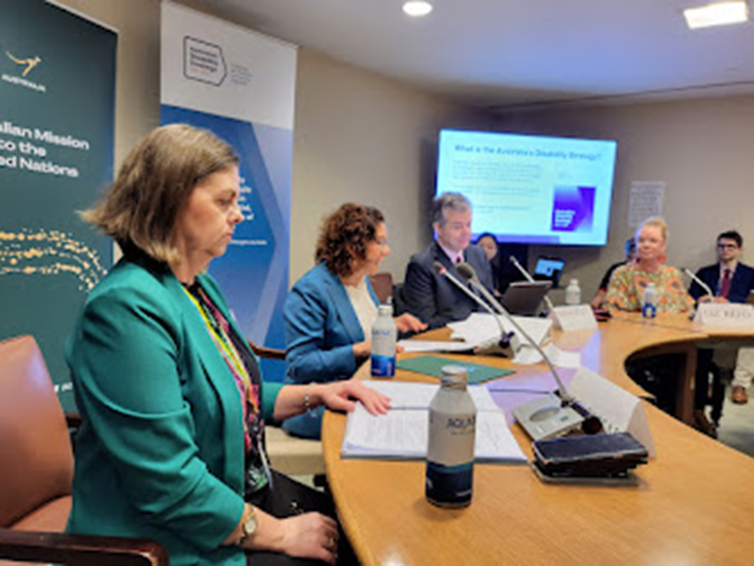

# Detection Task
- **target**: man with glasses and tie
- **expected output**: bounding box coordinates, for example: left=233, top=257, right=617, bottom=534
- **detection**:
left=403, top=192, right=494, bottom=329
left=690, top=231, right=754, bottom=419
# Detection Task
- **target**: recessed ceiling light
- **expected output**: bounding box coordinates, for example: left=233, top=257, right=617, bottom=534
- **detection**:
left=403, top=1, right=433, bottom=18
left=684, top=1, right=749, bottom=29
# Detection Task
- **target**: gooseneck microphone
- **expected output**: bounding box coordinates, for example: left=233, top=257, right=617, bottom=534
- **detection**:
left=509, top=255, right=555, bottom=312
left=432, top=261, right=517, bottom=357
left=682, top=267, right=714, bottom=298
left=456, top=262, right=571, bottom=403
left=457, top=261, right=596, bottom=440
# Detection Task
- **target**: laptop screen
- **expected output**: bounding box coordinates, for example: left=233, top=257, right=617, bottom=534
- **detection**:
left=534, top=257, right=565, bottom=287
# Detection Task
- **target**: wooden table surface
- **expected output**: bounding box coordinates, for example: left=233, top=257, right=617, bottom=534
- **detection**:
left=322, top=315, right=754, bottom=565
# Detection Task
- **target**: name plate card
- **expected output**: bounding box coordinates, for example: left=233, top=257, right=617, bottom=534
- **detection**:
left=693, top=303, right=754, bottom=327
left=550, top=305, right=598, bottom=332
left=568, top=366, right=655, bottom=458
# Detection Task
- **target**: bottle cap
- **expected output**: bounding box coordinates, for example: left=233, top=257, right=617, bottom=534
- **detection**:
left=378, top=304, right=392, bottom=316
left=440, top=365, right=468, bottom=387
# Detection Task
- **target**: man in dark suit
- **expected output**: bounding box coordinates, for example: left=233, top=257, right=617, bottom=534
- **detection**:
left=403, top=192, right=494, bottom=329
left=689, top=230, right=754, bottom=305
left=690, top=230, right=754, bottom=416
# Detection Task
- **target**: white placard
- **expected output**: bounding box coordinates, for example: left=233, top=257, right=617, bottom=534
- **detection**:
left=568, top=366, right=656, bottom=458
left=550, top=305, right=598, bottom=331
left=693, top=303, right=754, bottom=327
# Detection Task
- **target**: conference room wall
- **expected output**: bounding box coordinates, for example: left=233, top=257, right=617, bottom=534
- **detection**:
left=55, top=0, right=489, bottom=287
left=290, top=49, right=489, bottom=284
left=495, top=95, right=754, bottom=303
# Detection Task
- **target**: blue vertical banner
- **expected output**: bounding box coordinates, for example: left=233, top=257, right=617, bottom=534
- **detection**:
left=161, top=3, right=295, bottom=381
left=0, top=0, right=116, bottom=410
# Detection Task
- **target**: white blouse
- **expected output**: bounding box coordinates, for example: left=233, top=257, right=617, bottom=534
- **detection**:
left=344, top=277, right=378, bottom=338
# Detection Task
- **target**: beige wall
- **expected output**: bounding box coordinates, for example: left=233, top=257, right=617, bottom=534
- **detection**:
left=53, top=0, right=487, bottom=286
left=291, top=50, right=487, bottom=283
left=51, top=1, right=754, bottom=301
left=495, top=96, right=754, bottom=302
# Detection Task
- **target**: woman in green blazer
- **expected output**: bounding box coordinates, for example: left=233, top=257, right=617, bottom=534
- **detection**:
left=66, top=124, right=389, bottom=565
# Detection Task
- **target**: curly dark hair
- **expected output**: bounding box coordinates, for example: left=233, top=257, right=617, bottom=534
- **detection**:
left=315, top=203, right=385, bottom=277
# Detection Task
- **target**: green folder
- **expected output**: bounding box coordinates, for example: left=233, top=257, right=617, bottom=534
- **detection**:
left=397, top=355, right=514, bottom=385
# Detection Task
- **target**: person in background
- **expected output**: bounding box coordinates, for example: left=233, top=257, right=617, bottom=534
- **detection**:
left=284, top=203, right=426, bottom=439
left=66, top=125, right=390, bottom=565
left=605, top=217, right=694, bottom=314
left=689, top=230, right=754, bottom=406
left=474, top=232, right=523, bottom=296
left=403, top=192, right=494, bottom=329
left=590, top=237, right=636, bottom=310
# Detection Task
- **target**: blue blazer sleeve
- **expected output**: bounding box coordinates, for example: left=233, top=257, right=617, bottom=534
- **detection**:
left=284, top=264, right=375, bottom=384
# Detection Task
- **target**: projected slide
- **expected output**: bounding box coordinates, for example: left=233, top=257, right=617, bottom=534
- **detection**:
left=436, top=130, right=617, bottom=246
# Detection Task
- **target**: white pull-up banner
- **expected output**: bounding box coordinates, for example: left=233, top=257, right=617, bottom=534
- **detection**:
left=161, top=2, right=297, bottom=380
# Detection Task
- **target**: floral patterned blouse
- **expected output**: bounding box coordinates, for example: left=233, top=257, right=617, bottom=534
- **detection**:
left=605, top=262, right=695, bottom=314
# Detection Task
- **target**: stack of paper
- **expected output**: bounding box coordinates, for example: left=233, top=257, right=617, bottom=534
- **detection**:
left=341, top=381, right=527, bottom=464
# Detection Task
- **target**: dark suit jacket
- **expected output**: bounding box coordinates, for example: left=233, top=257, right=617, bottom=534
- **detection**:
left=403, top=241, right=494, bottom=329
left=689, top=262, right=754, bottom=304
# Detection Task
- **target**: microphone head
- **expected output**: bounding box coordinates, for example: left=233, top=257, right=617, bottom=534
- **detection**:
left=456, top=262, right=477, bottom=282
left=433, top=261, right=446, bottom=275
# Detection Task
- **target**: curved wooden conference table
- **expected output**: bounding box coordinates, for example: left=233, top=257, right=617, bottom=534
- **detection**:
left=322, top=312, right=754, bottom=565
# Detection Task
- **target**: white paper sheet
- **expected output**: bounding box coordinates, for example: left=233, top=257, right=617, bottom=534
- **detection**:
left=398, top=340, right=474, bottom=353
left=341, top=404, right=527, bottom=463
left=364, top=380, right=500, bottom=412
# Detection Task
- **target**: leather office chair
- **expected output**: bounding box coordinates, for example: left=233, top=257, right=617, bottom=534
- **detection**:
left=0, top=335, right=168, bottom=565
left=368, top=272, right=394, bottom=305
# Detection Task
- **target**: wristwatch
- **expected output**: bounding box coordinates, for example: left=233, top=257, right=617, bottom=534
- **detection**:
left=238, top=505, right=258, bottom=546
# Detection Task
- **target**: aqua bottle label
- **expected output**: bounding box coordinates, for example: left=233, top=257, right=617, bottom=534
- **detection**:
left=371, top=353, right=396, bottom=377
left=426, top=461, right=473, bottom=507
left=426, top=407, right=476, bottom=508
left=642, top=302, right=657, bottom=318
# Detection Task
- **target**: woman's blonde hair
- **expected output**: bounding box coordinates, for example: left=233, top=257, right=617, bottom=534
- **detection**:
left=81, top=124, right=238, bottom=263
left=637, top=216, right=668, bottom=242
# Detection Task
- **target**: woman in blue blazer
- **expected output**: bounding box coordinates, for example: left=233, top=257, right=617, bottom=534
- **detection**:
left=283, top=204, right=426, bottom=439
left=66, top=125, right=389, bottom=565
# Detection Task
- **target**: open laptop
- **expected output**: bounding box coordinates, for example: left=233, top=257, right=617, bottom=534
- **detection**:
left=533, top=256, right=565, bottom=288
left=501, top=280, right=552, bottom=316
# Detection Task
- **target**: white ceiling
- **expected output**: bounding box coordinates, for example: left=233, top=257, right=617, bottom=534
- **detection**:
left=205, top=0, right=754, bottom=110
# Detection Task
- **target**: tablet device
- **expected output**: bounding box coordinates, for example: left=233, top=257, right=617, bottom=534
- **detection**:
left=501, top=281, right=552, bottom=316
left=533, top=257, right=565, bottom=288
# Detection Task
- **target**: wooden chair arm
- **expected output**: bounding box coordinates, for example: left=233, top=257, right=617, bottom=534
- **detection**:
left=247, top=340, right=286, bottom=361
left=0, top=528, right=168, bottom=565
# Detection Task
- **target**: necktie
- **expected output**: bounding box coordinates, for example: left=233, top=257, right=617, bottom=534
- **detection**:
left=719, top=268, right=731, bottom=299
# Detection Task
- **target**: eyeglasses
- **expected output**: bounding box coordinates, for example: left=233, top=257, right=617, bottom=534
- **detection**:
left=717, top=243, right=739, bottom=249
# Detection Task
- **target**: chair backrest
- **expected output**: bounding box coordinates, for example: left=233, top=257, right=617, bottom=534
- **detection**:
left=0, top=336, right=73, bottom=528
left=369, top=272, right=394, bottom=305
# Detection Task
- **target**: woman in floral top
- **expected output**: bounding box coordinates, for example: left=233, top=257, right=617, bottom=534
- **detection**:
left=606, top=217, right=695, bottom=314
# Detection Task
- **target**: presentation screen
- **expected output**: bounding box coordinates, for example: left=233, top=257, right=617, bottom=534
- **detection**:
left=436, top=129, right=618, bottom=246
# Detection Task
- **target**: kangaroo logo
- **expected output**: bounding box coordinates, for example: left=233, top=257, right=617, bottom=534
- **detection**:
left=6, top=52, right=42, bottom=77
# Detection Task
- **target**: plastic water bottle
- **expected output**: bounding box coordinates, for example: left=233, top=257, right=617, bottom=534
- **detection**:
left=642, top=283, right=658, bottom=318
left=371, top=304, right=396, bottom=377
left=426, top=366, right=477, bottom=508
left=565, top=278, right=581, bottom=306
